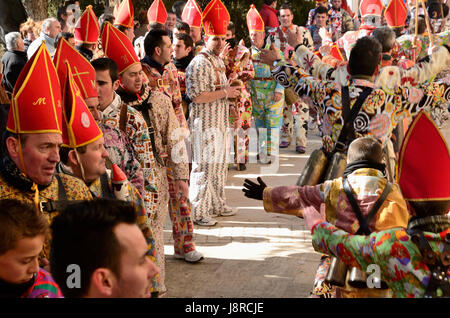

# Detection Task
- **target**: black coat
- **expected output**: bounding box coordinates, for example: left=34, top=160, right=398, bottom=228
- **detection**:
left=1, top=50, right=27, bottom=95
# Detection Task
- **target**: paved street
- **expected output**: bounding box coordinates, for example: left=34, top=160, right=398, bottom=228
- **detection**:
left=163, top=117, right=450, bottom=298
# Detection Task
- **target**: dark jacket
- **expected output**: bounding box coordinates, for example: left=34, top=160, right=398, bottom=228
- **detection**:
left=1, top=50, right=27, bottom=95
left=75, top=45, right=94, bottom=61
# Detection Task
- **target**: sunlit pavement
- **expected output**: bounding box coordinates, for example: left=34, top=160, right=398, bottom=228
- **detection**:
left=163, top=116, right=450, bottom=298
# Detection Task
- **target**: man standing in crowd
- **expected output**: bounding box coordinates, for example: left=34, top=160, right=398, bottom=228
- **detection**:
left=186, top=0, right=241, bottom=226
left=247, top=5, right=284, bottom=164
left=260, top=0, right=279, bottom=30
left=50, top=199, right=160, bottom=298
left=74, top=5, right=100, bottom=61
left=27, top=18, right=61, bottom=58
left=181, top=0, right=204, bottom=56
left=114, top=0, right=135, bottom=42
left=307, top=6, right=330, bottom=51
left=1, top=32, right=27, bottom=97
left=0, top=43, right=92, bottom=263
left=328, top=0, right=354, bottom=39
left=165, top=11, right=178, bottom=40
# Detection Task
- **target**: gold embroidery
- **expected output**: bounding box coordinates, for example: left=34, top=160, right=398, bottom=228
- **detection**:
left=33, top=97, right=46, bottom=105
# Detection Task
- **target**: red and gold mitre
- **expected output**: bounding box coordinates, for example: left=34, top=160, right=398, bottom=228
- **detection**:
left=147, top=0, right=168, bottom=25
left=74, top=5, right=100, bottom=44
left=330, top=43, right=346, bottom=61
left=101, top=22, right=140, bottom=74
left=7, top=42, right=62, bottom=135
left=182, top=0, right=202, bottom=28
left=54, top=37, right=97, bottom=99
left=246, top=4, right=264, bottom=32
left=360, top=0, right=384, bottom=17
left=384, top=0, right=408, bottom=27
left=397, top=110, right=450, bottom=201
left=202, top=0, right=230, bottom=37
left=61, top=62, right=102, bottom=148
left=114, top=0, right=134, bottom=29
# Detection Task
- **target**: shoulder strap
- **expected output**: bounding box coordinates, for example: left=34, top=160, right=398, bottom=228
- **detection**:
left=334, top=86, right=373, bottom=153
left=118, top=103, right=128, bottom=134
left=199, top=52, right=223, bottom=88
left=39, top=175, right=84, bottom=213
left=100, top=172, right=114, bottom=199
left=343, top=177, right=392, bottom=235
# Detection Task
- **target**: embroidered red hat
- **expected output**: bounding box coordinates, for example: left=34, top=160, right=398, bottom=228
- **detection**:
left=397, top=110, right=450, bottom=201
left=61, top=62, right=102, bottom=148
left=111, top=163, right=127, bottom=184
left=384, top=0, right=408, bottom=27
left=54, top=37, right=97, bottom=99
left=246, top=4, right=264, bottom=32
left=360, top=0, right=384, bottom=17
left=147, top=0, right=168, bottom=25
left=202, top=0, right=230, bottom=37
left=74, top=5, right=100, bottom=44
left=114, top=0, right=134, bottom=29
left=330, top=43, right=346, bottom=61
left=7, top=42, right=62, bottom=135
left=182, top=0, right=202, bottom=28
left=101, top=22, right=140, bottom=74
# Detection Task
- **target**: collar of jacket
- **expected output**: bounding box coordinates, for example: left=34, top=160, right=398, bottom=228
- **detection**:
left=75, top=45, right=94, bottom=61
left=141, top=55, right=166, bottom=75
left=172, top=53, right=193, bottom=71
left=41, top=32, right=55, bottom=49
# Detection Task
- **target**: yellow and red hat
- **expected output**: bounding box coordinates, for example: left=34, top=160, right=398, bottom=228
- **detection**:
left=384, top=0, right=408, bottom=27
left=114, top=0, right=134, bottom=29
left=182, top=0, right=202, bottom=29
left=360, top=0, right=384, bottom=17
left=246, top=4, right=264, bottom=32
left=61, top=62, right=102, bottom=148
left=101, top=22, right=140, bottom=74
left=74, top=5, right=100, bottom=44
left=202, top=0, right=230, bottom=37
left=7, top=42, right=62, bottom=135
left=54, top=37, right=97, bottom=99
left=147, top=0, right=168, bottom=25
left=397, top=110, right=450, bottom=201
left=330, top=43, right=346, bottom=61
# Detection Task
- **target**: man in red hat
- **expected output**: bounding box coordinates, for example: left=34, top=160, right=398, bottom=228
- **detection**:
left=56, top=63, right=160, bottom=297
left=0, top=43, right=92, bottom=263
left=102, top=21, right=189, bottom=295
left=181, top=0, right=204, bottom=56
left=114, top=0, right=135, bottom=42
left=74, top=5, right=100, bottom=61
left=303, top=111, right=450, bottom=298
left=53, top=38, right=145, bottom=195
left=186, top=0, right=241, bottom=226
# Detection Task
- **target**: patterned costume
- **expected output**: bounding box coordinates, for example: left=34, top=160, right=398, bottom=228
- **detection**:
left=224, top=44, right=255, bottom=165
left=328, top=6, right=354, bottom=39
left=141, top=55, right=199, bottom=260
left=267, top=24, right=313, bottom=151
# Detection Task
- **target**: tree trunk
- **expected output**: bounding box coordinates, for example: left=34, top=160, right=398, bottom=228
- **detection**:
left=22, top=0, right=48, bottom=21
left=0, top=0, right=28, bottom=35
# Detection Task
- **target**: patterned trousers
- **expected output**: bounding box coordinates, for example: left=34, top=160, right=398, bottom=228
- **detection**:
left=166, top=165, right=196, bottom=255
left=281, top=96, right=309, bottom=148
left=251, top=90, right=284, bottom=158
left=230, top=93, right=252, bottom=164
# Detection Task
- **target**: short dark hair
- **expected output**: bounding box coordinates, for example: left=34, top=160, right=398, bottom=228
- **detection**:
left=50, top=199, right=138, bottom=298
left=347, top=136, right=383, bottom=164
left=175, top=20, right=190, bottom=34
left=91, top=57, right=119, bottom=83
left=349, top=37, right=382, bottom=76
left=409, top=200, right=450, bottom=218
left=55, top=32, right=74, bottom=46
left=58, top=145, right=87, bottom=165
left=144, top=28, right=170, bottom=57
left=99, top=14, right=115, bottom=35
left=264, top=0, right=277, bottom=5
left=175, top=32, right=194, bottom=49
left=314, top=5, right=329, bottom=19
left=0, top=199, right=49, bottom=255
left=172, top=1, right=187, bottom=17
left=227, top=21, right=235, bottom=35
left=115, top=25, right=130, bottom=34
left=278, top=3, right=293, bottom=15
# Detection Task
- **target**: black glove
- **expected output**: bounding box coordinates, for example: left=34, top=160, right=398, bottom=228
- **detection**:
left=242, top=177, right=267, bottom=200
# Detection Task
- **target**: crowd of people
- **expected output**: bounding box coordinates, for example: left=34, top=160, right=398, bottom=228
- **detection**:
left=0, top=0, right=448, bottom=299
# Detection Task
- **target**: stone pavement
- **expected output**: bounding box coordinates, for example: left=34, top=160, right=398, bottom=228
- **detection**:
left=163, top=117, right=450, bottom=298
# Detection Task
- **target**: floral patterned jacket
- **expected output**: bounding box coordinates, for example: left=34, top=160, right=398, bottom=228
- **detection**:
left=271, top=60, right=450, bottom=153
left=311, top=222, right=450, bottom=298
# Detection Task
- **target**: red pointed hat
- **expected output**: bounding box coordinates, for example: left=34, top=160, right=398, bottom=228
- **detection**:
left=246, top=4, right=264, bottom=32
left=182, top=0, right=202, bottom=28
left=101, top=22, right=140, bottom=74
left=54, top=37, right=97, bottom=99
left=114, top=0, right=134, bottom=28
left=202, top=0, right=230, bottom=37
left=74, top=5, right=100, bottom=44
left=360, top=0, right=384, bottom=17
left=112, top=164, right=127, bottom=183
left=330, top=43, right=346, bottom=61
left=147, top=0, right=168, bottom=25
left=397, top=110, right=450, bottom=201
left=61, top=62, right=102, bottom=148
left=7, top=42, right=62, bottom=135
left=384, top=0, right=408, bottom=27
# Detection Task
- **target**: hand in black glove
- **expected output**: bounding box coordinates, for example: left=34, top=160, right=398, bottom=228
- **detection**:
left=242, top=177, right=267, bottom=200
